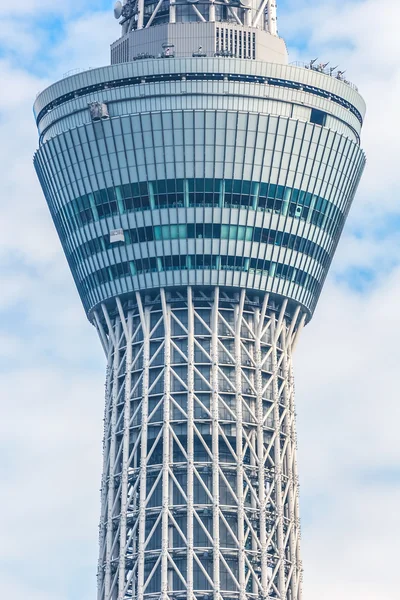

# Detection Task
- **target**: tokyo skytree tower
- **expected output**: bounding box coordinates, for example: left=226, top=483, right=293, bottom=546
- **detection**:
left=33, top=1, right=366, bottom=599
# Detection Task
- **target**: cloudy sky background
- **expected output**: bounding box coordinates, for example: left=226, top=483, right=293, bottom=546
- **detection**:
left=0, top=0, right=398, bottom=598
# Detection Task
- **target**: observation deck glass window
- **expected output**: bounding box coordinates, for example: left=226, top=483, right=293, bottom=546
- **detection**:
left=310, top=108, right=327, bottom=126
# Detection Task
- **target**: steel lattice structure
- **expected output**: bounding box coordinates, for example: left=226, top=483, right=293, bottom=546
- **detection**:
left=33, top=1, right=366, bottom=599
left=95, top=289, right=304, bottom=600
left=117, top=0, right=278, bottom=36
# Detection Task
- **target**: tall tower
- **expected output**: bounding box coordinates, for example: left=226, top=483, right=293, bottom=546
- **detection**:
left=33, top=2, right=365, bottom=599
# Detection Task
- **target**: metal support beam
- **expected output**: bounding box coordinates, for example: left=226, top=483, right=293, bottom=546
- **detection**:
left=187, top=286, right=195, bottom=600
left=104, top=310, right=120, bottom=597
left=235, top=290, right=246, bottom=600
left=211, top=287, right=221, bottom=600
left=137, top=0, right=144, bottom=29
left=255, top=302, right=268, bottom=595
left=96, top=292, right=303, bottom=600
left=271, top=306, right=286, bottom=597
left=137, top=293, right=149, bottom=600
left=160, top=288, right=171, bottom=599
left=118, top=304, right=133, bottom=598
left=145, top=0, right=165, bottom=29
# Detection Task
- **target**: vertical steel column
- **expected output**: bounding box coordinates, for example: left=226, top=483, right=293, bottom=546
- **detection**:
left=271, top=302, right=287, bottom=598
left=103, top=306, right=120, bottom=599
left=211, top=288, right=221, bottom=599
left=244, top=6, right=251, bottom=26
left=187, top=287, right=195, bottom=600
left=117, top=299, right=133, bottom=598
left=284, top=325, right=292, bottom=599
left=288, top=324, right=303, bottom=600
left=235, top=290, right=246, bottom=600
left=209, top=0, right=216, bottom=22
left=160, top=289, right=171, bottom=599
left=280, top=315, right=297, bottom=599
left=96, top=316, right=113, bottom=600
left=137, top=293, right=149, bottom=600
left=170, top=0, right=176, bottom=23
left=249, top=301, right=258, bottom=597
left=137, top=0, right=144, bottom=28
left=255, top=294, right=269, bottom=595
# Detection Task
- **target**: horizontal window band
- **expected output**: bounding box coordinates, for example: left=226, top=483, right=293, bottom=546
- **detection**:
left=61, top=177, right=344, bottom=243
left=36, top=71, right=362, bottom=126
left=69, top=223, right=329, bottom=269
left=79, top=254, right=320, bottom=298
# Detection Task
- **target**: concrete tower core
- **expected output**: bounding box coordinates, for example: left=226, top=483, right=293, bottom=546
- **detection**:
left=33, top=2, right=366, bottom=599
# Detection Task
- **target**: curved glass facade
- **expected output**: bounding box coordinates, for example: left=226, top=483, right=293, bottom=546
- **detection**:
left=70, top=223, right=329, bottom=266
left=34, top=105, right=365, bottom=318
left=61, top=179, right=344, bottom=234
left=81, top=255, right=319, bottom=295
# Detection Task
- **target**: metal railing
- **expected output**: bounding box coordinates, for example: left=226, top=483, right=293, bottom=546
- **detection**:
left=36, top=67, right=92, bottom=97
left=290, top=61, right=358, bottom=91
left=62, top=67, right=92, bottom=79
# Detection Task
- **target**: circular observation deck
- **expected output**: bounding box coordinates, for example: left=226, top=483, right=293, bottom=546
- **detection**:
left=34, top=58, right=366, bottom=322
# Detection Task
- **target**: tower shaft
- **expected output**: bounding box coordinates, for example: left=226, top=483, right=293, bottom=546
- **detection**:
left=96, top=289, right=304, bottom=600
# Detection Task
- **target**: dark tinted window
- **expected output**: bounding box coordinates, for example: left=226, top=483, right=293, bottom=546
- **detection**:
left=310, top=108, right=327, bottom=126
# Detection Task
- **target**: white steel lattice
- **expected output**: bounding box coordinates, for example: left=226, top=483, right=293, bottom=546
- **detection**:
left=119, top=0, right=278, bottom=36
left=94, top=288, right=306, bottom=600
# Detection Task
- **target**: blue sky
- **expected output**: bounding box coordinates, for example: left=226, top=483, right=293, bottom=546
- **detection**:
left=0, top=1, right=399, bottom=599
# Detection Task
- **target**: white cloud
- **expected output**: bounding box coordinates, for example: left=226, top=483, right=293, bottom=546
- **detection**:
left=0, top=1, right=399, bottom=600
left=294, top=271, right=400, bottom=598
left=0, top=333, right=22, bottom=358
left=302, top=490, right=400, bottom=598
left=0, top=18, right=41, bottom=58
left=0, top=367, right=103, bottom=597
left=0, top=0, right=104, bottom=17
left=0, top=0, right=64, bottom=16
left=50, top=11, right=116, bottom=76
